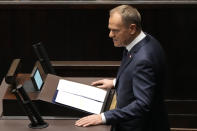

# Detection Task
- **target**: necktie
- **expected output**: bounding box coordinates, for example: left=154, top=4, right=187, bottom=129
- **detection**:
left=121, top=48, right=129, bottom=64
left=117, top=48, right=131, bottom=78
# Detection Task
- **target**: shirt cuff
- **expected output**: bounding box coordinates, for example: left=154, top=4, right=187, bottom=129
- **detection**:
left=113, top=78, right=116, bottom=87
left=101, top=113, right=106, bottom=124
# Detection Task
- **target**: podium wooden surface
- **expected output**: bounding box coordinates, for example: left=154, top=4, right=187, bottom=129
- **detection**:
left=0, top=119, right=110, bottom=131
left=0, top=76, right=111, bottom=131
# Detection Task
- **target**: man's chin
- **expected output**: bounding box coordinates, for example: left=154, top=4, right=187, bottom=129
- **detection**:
left=114, top=43, right=123, bottom=47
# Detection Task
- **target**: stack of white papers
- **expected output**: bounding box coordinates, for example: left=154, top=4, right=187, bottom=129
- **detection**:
left=54, top=79, right=107, bottom=114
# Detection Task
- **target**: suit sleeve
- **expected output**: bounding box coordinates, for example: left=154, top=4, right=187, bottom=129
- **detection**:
left=104, top=60, right=156, bottom=124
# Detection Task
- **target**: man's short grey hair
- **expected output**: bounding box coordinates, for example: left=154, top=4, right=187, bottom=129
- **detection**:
left=110, top=5, right=142, bottom=30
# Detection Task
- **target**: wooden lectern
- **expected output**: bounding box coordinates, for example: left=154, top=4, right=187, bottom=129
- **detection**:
left=2, top=74, right=114, bottom=118
left=0, top=77, right=111, bottom=131
left=0, top=60, right=114, bottom=131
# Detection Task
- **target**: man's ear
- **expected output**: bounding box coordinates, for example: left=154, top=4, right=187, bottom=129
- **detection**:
left=129, top=24, right=137, bottom=35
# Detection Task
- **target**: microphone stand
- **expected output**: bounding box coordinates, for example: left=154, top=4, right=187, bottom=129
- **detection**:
left=12, top=84, right=49, bottom=129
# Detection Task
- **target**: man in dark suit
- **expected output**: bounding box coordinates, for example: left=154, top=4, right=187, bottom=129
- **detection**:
left=75, top=5, right=170, bottom=131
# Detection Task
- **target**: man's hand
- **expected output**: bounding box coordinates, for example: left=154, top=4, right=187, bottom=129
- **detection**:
left=75, top=114, right=102, bottom=127
left=91, top=79, right=114, bottom=89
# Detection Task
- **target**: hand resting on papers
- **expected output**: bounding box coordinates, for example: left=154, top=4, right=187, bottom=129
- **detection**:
left=91, top=79, right=114, bottom=89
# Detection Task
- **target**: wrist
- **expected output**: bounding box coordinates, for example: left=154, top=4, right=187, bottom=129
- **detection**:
left=112, top=79, right=116, bottom=88
left=101, top=113, right=106, bottom=124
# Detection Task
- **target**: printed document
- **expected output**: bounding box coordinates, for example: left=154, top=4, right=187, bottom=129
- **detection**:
left=54, top=79, right=107, bottom=114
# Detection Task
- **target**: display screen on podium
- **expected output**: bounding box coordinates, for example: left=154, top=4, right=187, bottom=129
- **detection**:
left=23, top=61, right=45, bottom=92
left=52, top=79, right=110, bottom=114
left=31, top=67, right=44, bottom=91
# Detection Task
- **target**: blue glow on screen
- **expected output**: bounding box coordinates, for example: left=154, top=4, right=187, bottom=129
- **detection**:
left=34, top=69, right=43, bottom=90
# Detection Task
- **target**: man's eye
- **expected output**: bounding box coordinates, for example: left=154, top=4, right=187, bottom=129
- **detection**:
left=112, top=30, right=119, bottom=33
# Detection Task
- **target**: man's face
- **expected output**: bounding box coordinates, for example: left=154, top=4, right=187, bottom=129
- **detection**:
left=108, top=12, right=132, bottom=47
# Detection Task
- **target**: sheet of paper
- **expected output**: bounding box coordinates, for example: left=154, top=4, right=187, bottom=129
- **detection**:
left=55, top=91, right=103, bottom=114
left=56, top=79, right=107, bottom=102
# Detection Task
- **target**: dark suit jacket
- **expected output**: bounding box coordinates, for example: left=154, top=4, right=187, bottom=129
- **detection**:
left=104, top=34, right=170, bottom=131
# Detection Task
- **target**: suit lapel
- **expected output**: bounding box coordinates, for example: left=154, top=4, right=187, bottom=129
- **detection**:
left=116, top=50, right=134, bottom=80
left=115, top=35, right=150, bottom=87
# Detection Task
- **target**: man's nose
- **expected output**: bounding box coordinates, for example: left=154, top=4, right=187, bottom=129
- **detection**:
left=109, top=31, right=114, bottom=38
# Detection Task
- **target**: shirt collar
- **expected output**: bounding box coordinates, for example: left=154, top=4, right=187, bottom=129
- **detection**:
left=126, top=31, right=146, bottom=51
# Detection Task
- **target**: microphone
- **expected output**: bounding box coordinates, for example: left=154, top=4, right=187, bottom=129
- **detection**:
left=5, top=59, right=49, bottom=129
left=12, top=84, right=49, bottom=129
left=32, top=42, right=56, bottom=75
